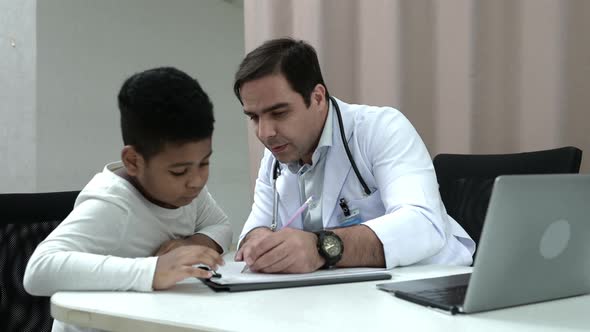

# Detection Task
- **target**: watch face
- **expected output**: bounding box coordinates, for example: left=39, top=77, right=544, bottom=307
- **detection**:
left=322, top=235, right=342, bottom=257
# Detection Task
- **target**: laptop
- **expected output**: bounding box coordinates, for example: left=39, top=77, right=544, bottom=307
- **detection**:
left=377, top=174, right=590, bottom=314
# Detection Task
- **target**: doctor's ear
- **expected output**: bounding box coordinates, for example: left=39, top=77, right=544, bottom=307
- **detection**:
left=311, top=84, right=327, bottom=108
left=121, top=145, right=145, bottom=176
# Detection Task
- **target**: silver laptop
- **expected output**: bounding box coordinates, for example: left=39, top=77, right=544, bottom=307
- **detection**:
left=377, top=174, right=590, bottom=314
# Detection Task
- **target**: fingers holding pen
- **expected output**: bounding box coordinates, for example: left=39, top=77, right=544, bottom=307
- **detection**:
left=153, top=245, right=225, bottom=290
left=244, top=242, right=285, bottom=272
left=235, top=227, right=274, bottom=263
left=252, top=228, right=321, bottom=273
left=236, top=228, right=319, bottom=273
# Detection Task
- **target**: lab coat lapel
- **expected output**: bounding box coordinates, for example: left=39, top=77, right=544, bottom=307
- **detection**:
left=322, top=98, right=353, bottom=225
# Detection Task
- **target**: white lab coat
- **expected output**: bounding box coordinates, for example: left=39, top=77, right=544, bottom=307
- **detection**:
left=240, top=97, right=475, bottom=268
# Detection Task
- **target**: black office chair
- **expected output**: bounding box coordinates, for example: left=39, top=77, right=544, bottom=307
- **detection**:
left=0, top=190, right=80, bottom=332
left=433, top=146, right=582, bottom=250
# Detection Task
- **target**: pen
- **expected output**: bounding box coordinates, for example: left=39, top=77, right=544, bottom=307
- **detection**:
left=281, top=196, right=314, bottom=229
left=241, top=196, right=315, bottom=273
left=197, top=265, right=222, bottom=278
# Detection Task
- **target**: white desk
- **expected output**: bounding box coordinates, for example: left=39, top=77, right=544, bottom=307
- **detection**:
left=51, top=265, right=590, bottom=332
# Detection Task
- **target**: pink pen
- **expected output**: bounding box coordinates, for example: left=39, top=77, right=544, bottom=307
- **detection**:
left=281, top=196, right=314, bottom=229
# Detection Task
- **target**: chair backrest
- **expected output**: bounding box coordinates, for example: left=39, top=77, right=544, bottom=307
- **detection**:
left=0, top=191, right=79, bottom=332
left=433, top=146, right=582, bottom=249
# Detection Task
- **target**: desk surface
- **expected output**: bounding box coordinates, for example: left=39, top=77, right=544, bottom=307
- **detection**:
left=51, top=264, right=590, bottom=332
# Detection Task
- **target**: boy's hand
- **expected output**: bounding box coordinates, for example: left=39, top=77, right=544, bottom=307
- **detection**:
left=155, top=238, right=189, bottom=256
left=152, top=245, right=224, bottom=290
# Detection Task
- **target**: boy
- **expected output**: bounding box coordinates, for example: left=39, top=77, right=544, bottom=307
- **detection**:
left=24, top=67, right=232, bottom=332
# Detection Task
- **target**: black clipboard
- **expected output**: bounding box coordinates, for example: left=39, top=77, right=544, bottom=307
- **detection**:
left=200, top=272, right=391, bottom=292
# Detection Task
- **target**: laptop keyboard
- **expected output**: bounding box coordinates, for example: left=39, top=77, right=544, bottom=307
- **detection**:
left=414, top=285, right=468, bottom=305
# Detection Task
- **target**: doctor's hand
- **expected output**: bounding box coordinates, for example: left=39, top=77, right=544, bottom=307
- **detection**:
left=152, top=245, right=224, bottom=290
left=234, top=227, right=273, bottom=262
left=237, top=228, right=325, bottom=274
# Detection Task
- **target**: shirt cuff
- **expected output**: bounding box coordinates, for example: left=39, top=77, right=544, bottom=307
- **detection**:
left=138, top=256, right=159, bottom=292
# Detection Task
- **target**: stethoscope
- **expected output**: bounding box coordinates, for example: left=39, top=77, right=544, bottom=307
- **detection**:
left=269, top=96, right=371, bottom=231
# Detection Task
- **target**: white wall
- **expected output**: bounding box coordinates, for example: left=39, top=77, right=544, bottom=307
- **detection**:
left=0, top=0, right=37, bottom=191
left=3, top=0, right=250, bottom=243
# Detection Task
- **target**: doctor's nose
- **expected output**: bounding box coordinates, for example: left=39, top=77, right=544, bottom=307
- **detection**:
left=257, top=118, right=276, bottom=139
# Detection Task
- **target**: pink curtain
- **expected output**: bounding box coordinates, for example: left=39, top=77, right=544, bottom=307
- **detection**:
left=242, top=0, right=590, bottom=189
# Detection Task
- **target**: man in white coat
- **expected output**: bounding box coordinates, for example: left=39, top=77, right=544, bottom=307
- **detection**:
left=234, top=38, right=475, bottom=273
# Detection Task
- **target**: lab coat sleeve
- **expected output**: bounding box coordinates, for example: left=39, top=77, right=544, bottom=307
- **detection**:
left=23, top=199, right=157, bottom=296
left=193, top=186, right=233, bottom=254
left=359, top=109, right=456, bottom=268
left=237, top=149, right=275, bottom=247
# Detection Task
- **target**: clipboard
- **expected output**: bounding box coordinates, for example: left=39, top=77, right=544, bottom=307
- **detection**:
left=199, top=262, right=392, bottom=292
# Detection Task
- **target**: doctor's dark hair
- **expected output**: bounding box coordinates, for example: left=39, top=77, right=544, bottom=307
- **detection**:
left=233, top=38, right=330, bottom=107
left=118, top=67, right=214, bottom=161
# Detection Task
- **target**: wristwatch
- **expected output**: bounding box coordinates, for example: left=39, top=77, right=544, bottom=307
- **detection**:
left=316, top=230, right=344, bottom=269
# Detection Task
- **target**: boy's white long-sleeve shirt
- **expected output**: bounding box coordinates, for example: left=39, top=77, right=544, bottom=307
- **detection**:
left=24, top=161, right=232, bottom=331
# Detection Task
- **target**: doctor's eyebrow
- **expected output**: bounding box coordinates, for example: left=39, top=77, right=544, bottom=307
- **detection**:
left=243, top=102, right=289, bottom=117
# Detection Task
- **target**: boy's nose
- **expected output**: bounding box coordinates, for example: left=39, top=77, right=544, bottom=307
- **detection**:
left=187, top=171, right=205, bottom=188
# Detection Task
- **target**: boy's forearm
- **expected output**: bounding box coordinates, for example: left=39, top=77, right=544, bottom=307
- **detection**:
left=24, top=250, right=157, bottom=295
left=185, top=233, right=223, bottom=253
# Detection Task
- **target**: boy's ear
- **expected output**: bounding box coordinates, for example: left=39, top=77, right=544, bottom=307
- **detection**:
left=121, top=145, right=144, bottom=176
